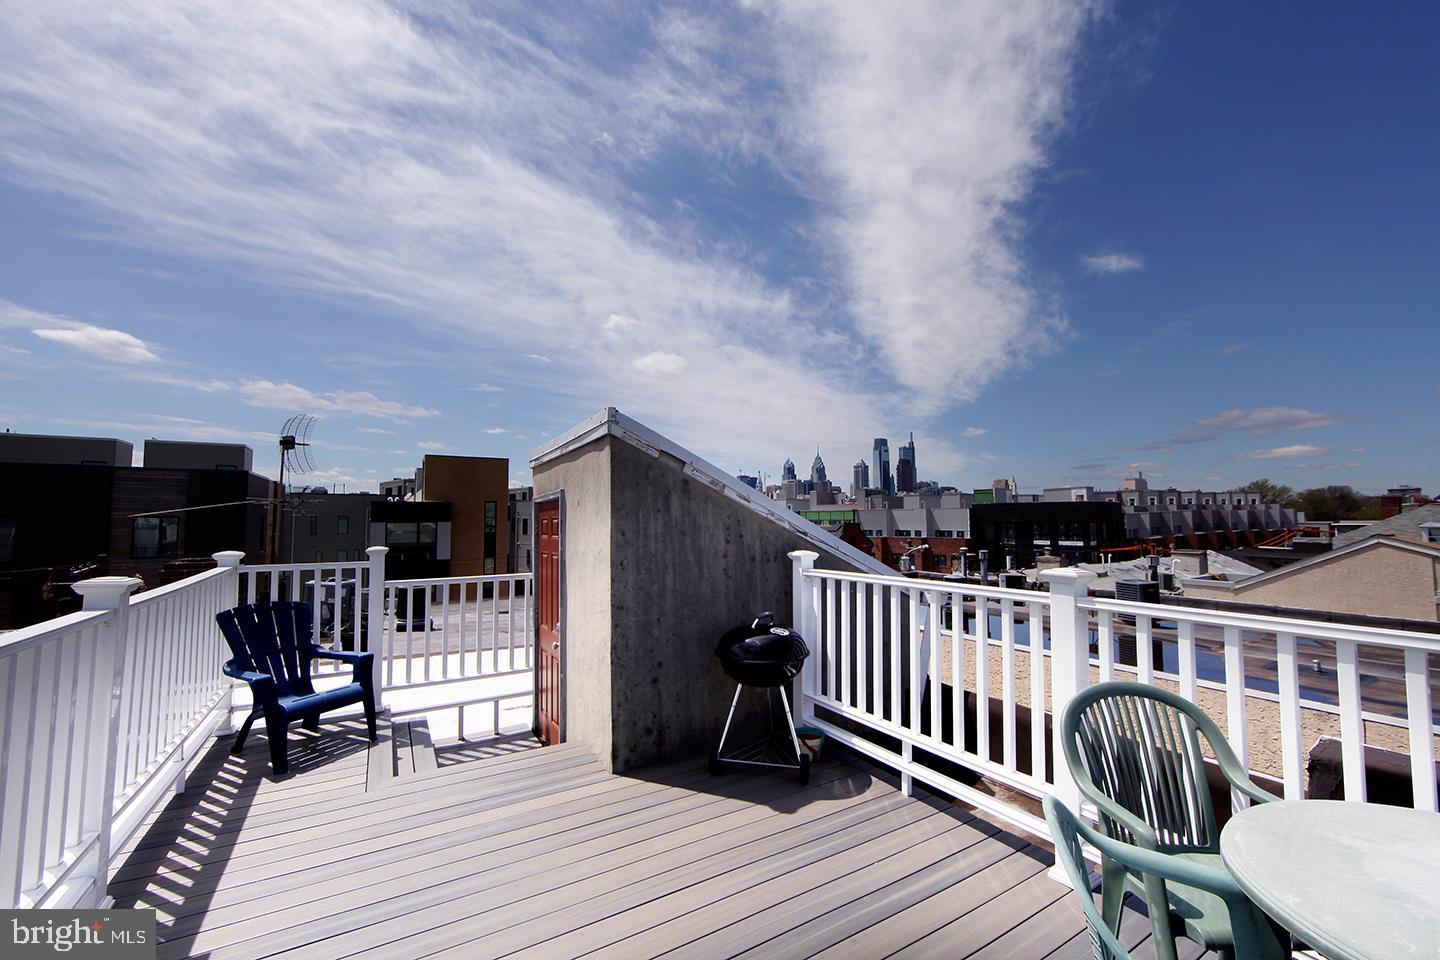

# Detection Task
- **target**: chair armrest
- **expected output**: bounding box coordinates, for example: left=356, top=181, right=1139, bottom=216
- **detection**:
left=223, top=660, right=275, bottom=690
left=311, top=648, right=375, bottom=686
left=1075, top=807, right=1245, bottom=899
left=1073, top=779, right=1163, bottom=849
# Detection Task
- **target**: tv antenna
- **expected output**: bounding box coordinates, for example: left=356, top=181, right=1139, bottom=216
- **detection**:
left=278, top=414, right=317, bottom=493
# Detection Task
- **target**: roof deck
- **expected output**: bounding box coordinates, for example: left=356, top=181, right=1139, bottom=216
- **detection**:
left=109, top=718, right=1206, bottom=960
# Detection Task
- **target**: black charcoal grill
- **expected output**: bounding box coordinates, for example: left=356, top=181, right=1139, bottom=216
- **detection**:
left=710, top=612, right=811, bottom=783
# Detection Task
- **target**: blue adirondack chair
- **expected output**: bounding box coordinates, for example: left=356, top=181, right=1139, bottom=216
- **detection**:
left=216, top=600, right=377, bottom=775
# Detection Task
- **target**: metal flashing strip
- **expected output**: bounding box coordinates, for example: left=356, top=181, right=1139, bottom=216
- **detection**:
left=530, top=407, right=891, bottom=575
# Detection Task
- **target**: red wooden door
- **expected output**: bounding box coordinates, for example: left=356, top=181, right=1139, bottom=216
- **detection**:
left=535, top=499, right=562, bottom=745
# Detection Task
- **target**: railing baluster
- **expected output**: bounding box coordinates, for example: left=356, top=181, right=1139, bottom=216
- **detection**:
left=1335, top=639, right=1366, bottom=802
left=1403, top=648, right=1436, bottom=812
left=1028, top=602, right=1045, bottom=782
left=870, top=583, right=882, bottom=717
left=888, top=585, right=900, bottom=724
left=826, top=579, right=838, bottom=701
left=1097, top=609, right=1114, bottom=682
left=1223, top=625, right=1250, bottom=807
left=1136, top=613, right=1153, bottom=683
left=974, top=595, right=990, bottom=763
left=839, top=579, right=851, bottom=708
left=1000, top=598, right=1016, bottom=770
left=1275, top=632, right=1304, bottom=800
left=927, top=589, right=941, bottom=741
left=440, top=583, right=451, bottom=680
left=1177, top=619, right=1198, bottom=703
left=951, top=594, right=963, bottom=751
left=907, top=587, right=921, bottom=735
left=855, top=583, right=868, bottom=714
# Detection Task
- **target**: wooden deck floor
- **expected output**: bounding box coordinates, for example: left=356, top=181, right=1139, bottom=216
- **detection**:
left=110, top=718, right=1205, bottom=960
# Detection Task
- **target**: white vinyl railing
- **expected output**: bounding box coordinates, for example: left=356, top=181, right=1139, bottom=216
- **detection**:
left=0, top=558, right=239, bottom=910
left=380, top=574, right=533, bottom=737
left=790, top=554, right=1440, bottom=841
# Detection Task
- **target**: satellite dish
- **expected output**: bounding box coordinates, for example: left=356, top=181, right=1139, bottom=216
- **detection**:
left=278, top=414, right=317, bottom=491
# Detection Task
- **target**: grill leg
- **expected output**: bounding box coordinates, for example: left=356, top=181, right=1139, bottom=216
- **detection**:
left=716, top=684, right=743, bottom=757
left=778, top=685, right=802, bottom=763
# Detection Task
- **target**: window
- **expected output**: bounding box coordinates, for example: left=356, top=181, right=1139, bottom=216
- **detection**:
left=338, top=515, right=350, bottom=535
left=521, top=517, right=529, bottom=536
left=1423, top=525, right=1440, bottom=544
left=484, top=501, right=497, bottom=574
left=315, top=550, right=324, bottom=562
left=132, top=517, right=179, bottom=559
left=385, top=522, right=438, bottom=546
left=337, top=549, right=348, bottom=562
left=308, top=515, right=318, bottom=536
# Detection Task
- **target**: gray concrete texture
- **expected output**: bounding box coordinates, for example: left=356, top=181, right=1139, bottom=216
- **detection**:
left=533, top=434, right=862, bottom=773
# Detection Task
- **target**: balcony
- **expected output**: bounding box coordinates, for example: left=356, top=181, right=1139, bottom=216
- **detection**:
left=2, top=410, right=1436, bottom=958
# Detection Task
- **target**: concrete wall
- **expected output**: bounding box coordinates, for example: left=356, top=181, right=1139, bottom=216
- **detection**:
left=531, top=438, right=615, bottom=768
left=1183, top=540, right=1440, bottom=621
left=532, top=434, right=862, bottom=773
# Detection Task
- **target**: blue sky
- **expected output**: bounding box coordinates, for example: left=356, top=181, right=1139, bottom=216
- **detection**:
left=0, top=2, right=1435, bottom=493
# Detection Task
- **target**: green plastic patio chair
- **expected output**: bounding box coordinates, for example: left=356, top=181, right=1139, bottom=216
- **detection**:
left=1060, top=681, right=1286, bottom=960
left=1044, top=795, right=1280, bottom=960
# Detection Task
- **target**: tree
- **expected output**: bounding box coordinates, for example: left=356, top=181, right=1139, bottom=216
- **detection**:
left=1294, top=485, right=1374, bottom=520
left=1238, top=478, right=1296, bottom=505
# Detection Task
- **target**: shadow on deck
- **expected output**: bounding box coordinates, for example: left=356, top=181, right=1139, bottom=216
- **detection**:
left=109, top=719, right=1205, bottom=959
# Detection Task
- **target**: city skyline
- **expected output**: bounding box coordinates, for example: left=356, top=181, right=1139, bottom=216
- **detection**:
left=0, top=3, right=1434, bottom=493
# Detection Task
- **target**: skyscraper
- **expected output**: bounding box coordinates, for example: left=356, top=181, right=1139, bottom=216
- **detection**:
left=872, top=438, right=892, bottom=495
left=851, top=459, right=869, bottom=499
left=810, top=449, right=828, bottom=488
left=897, top=433, right=917, bottom=493
left=781, top=458, right=797, bottom=483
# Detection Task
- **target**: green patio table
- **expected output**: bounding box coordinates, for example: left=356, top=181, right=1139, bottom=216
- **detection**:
left=1219, top=799, right=1440, bottom=960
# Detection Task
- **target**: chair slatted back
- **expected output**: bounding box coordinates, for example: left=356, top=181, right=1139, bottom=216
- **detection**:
left=1070, top=684, right=1217, bottom=851
left=1044, top=796, right=1132, bottom=960
left=216, top=601, right=318, bottom=699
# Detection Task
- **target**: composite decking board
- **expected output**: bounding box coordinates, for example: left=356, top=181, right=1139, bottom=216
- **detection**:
left=185, top=766, right=886, bottom=960
left=886, top=869, right=1070, bottom=959
left=366, top=725, right=395, bottom=791
left=409, top=719, right=438, bottom=774
left=141, top=758, right=809, bottom=934
left=461, top=795, right=955, bottom=960
left=112, top=754, right=726, bottom=908
left=117, top=748, right=604, bottom=864
left=658, top=816, right=1019, bottom=960
left=968, top=889, right=1089, bottom=959
left=363, top=787, right=922, bottom=960
left=556, top=804, right=1002, bottom=960
left=808, top=843, right=1052, bottom=959
left=111, top=761, right=615, bottom=897
left=160, top=763, right=883, bottom=960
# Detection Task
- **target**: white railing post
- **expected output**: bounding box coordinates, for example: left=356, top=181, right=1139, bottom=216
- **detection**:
left=212, top=551, right=245, bottom=734
left=1040, top=568, right=1097, bottom=820
left=366, top=546, right=389, bottom=703
left=71, top=575, right=142, bottom=908
left=789, top=550, right=819, bottom=723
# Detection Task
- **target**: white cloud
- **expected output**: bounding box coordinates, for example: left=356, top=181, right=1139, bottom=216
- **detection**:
left=0, top=1, right=1100, bottom=477
left=416, top=440, right=445, bottom=450
left=32, top=324, right=161, bottom=363
left=1082, top=252, right=1144, bottom=274
left=1198, top=407, right=1337, bottom=434
left=633, top=351, right=688, bottom=377
left=466, top=383, right=503, bottom=393
left=483, top=427, right=507, bottom=434
left=960, top=426, right=987, bottom=438
left=602, top=313, right=636, bottom=337
left=1237, top=444, right=1328, bottom=461
left=235, top=379, right=437, bottom=420
left=356, top=426, right=392, bottom=434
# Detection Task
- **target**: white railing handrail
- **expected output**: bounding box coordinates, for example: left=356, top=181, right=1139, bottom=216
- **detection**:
left=385, top=572, right=532, bottom=588
left=803, top=567, right=1047, bottom=605
left=1081, top=594, right=1440, bottom=650
left=236, top=561, right=367, bottom=575
left=127, top=564, right=233, bottom=609
left=0, top=608, right=112, bottom=656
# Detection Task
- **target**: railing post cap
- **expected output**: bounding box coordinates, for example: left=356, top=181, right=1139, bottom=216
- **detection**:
left=1039, top=567, right=1098, bottom=591
left=788, top=549, right=820, bottom=563
left=72, top=576, right=144, bottom=610
left=367, top=545, right=390, bottom=558
left=212, top=550, right=246, bottom=568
